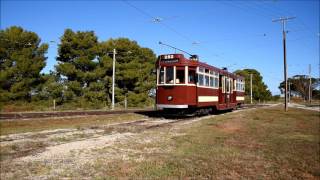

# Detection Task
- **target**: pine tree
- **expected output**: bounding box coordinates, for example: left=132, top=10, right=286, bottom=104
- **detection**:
left=99, top=38, right=156, bottom=107
left=0, top=26, right=48, bottom=102
left=56, top=29, right=101, bottom=102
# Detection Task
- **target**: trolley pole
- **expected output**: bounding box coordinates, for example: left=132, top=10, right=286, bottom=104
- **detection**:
left=273, top=16, right=295, bottom=112
left=250, top=73, right=253, bottom=104
left=112, top=49, right=116, bottom=110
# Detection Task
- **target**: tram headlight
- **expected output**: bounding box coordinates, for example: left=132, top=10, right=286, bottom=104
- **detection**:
left=167, top=96, right=173, bottom=101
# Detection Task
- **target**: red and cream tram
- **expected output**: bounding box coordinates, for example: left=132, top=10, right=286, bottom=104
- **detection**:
left=156, top=54, right=245, bottom=114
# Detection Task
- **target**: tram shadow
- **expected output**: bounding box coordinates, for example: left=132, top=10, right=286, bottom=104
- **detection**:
left=135, top=110, right=194, bottom=120
left=135, top=109, right=233, bottom=120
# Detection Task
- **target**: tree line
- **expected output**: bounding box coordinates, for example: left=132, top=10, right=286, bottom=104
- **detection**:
left=234, top=69, right=320, bottom=102
left=234, top=69, right=273, bottom=102
left=279, top=75, right=320, bottom=100
left=0, top=26, right=156, bottom=110
left=2, top=26, right=315, bottom=111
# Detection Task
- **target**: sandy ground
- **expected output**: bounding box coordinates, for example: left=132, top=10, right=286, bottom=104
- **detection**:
left=288, top=103, right=320, bottom=111
left=0, top=105, right=276, bottom=179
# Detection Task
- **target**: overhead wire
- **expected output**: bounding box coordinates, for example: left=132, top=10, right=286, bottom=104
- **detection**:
left=262, top=0, right=318, bottom=36
left=124, top=0, right=269, bottom=67
left=221, top=1, right=271, bottom=20
left=123, top=0, right=230, bottom=63
left=250, top=1, right=318, bottom=45
left=223, top=1, right=318, bottom=72
left=122, top=0, right=193, bottom=42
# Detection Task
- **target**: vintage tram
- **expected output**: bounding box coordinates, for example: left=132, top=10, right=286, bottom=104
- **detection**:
left=156, top=54, right=245, bottom=114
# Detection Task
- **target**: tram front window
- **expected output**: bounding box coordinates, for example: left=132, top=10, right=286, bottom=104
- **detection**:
left=176, top=68, right=185, bottom=84
left=188, top=70, right=196, bottom=84
left=159, top=67, right=164, bottom=84
left=166, top=67, right=174, bottom=84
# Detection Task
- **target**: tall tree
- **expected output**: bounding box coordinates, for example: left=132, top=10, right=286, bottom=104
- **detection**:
left=56, top=29, right=101, bottom=101
left=0, top=26, right=48, bottom=101
left=33, top=72, right=64, bottom=104
left=234, top=69, right=272, bottom=101
left=279, top=75, right=319, bottom=100
left=99, top=38, right=156, bottom=106
left=56, top=30, right=156, bottom=107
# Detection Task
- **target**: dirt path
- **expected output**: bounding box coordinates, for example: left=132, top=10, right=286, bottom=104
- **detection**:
left=289, top=103, right=320, bottom=111
left=1, top=104, right=275, bottom=179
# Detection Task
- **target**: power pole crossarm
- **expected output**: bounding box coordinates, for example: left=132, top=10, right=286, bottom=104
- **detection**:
left=273, top=16, right=295, bottom=112
left=272, top=16, right=296, bottom=23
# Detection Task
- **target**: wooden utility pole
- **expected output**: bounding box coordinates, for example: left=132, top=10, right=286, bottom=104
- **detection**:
left=288, top=82, right=291, bottom=103
left=309, top=64, right=312, bottom=103
left=273, top=17, right=295, bottom=111
left=250, top=73, right=253, bottom=104
left=112, top=49, right=116, bottom=110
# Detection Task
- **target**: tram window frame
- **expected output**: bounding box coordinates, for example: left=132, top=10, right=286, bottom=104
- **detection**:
left=205, top=75, right=209, bottom=86
left=188, top=69, right=196, bottom=84
left=221, top=76, right=225, bottom=93
left=197, top=67, right=219, bottom=88
left=198, top=74, right=204, bottom=86
left=176, top=67, right=185, bottom=84
left=166, top=66, right=174, bottom=84
left=159, top=67, right=164, bottom=84
left=213, top=72, right=219, bottom=88
left=210, top=77, right=214, bottom=87
left=226, top=78, right=230, bottom=93
left=236, top=78, right=245, bottom=92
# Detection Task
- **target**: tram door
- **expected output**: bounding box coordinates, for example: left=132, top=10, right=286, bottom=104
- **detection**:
left=225, top=77, right=231, bottom=107
left=219, top=75, right=231, bottom=108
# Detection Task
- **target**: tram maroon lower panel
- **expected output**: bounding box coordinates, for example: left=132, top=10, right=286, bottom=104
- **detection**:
left=157, top=86, right=196, bottom=106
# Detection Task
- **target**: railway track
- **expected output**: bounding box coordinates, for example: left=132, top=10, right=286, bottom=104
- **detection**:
left=0, top=104, right=268, bottom=120
left=0, top=109, right=153, bottom=120
left=85, top=104, right=270, bottom=133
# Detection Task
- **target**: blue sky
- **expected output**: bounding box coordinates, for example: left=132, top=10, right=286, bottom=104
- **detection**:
left=1, top=0, right=319, bottom=95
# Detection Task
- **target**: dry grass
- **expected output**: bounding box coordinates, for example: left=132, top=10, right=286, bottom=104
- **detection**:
left=1, top=106, right=319, bottom=179
left=77, top=106, right=319, bottom=179
left=0, top=113, right=145, bottom=135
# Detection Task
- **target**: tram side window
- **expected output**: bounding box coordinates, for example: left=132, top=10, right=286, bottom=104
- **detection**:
left=205, top=75, right=209, bottom=86
left=176, top=68, right=185, bottom=84
left=214, top=76, right=219, bottom=87
left=236, top=79, right=245, bottom=92
left=198, top=74, right=204, bottom=86
left=166, top=67, right=174, bottom=84
left=226, top=78, right=230, bottom=93
left=159, top=67, right=164, bottom=84
left=210, top=77, right=214, bottom=87
left=188, top=70, right=196, bottom=84
left=214, top=72, right=219, bottom=88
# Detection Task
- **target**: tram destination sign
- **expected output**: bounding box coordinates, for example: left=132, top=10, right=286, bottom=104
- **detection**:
left=160, top=54, right=179, bottom=63
left=161, top=58, right=179, bottom=63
